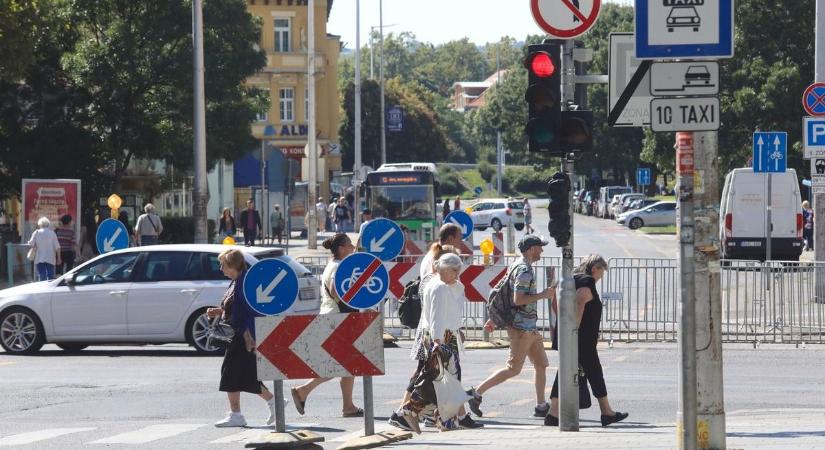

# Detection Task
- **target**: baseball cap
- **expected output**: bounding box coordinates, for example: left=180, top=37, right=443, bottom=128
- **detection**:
left=518, top=234, right=549, bottom=252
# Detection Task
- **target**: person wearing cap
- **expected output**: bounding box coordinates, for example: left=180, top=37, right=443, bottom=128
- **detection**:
left=466, top=234, right=556, bottom=418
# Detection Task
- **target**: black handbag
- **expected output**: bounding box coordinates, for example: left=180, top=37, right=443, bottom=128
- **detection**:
left=578, top=367, right=592, bottom=409
left=206, top=317, right=234, bottom=349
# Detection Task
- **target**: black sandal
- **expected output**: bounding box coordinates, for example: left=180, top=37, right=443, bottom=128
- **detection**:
left=342, top=407, right=364, bottom=418
left=291, top=388, right=306, bottom=415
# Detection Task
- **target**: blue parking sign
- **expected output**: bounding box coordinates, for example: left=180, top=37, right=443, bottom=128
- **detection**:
left=334, top=252, right=388, bottom=310
left=96, top=218, right=129, bottom=254
left=361, top=218, right=405, bottom=261
left=444, top=211, right=473, bottom=240
left=243, top=259, right=299, bottom=316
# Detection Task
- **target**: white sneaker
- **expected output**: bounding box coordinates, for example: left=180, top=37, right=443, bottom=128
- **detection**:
left=266, top=398, right=289, bottom=425
left=214, top=412, right=247, bottom=428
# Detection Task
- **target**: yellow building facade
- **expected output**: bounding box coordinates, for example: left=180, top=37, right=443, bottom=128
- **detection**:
left=245, top=0, right=341, bottom=203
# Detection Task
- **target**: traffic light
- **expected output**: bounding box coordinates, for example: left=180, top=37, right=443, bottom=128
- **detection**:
left=524, top=43, right=562, bottom=154
left=547, top=171, right=571, bottom=247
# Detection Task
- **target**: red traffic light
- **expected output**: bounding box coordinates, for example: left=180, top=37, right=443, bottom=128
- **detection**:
left=528, top=52, right=556, bottom=78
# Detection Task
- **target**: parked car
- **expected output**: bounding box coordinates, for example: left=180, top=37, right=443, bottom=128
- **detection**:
left=468, top=198, right=525, bottom=231
left=597, top=186, right=633, bottom=218
left=617, top=201, right=678, bottom=230
left=625, top=198, right=660, bottom=214
left=575, top=190, right=591, bottom=214
left=0, top=244, right=322, bottom=354
left=720, top=168, right=803, bottom=261
left=612, top=193, right=647, bottom=217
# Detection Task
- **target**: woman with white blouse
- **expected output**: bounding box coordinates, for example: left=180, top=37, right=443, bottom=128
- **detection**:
left=28, top=217, right=61, bottom=281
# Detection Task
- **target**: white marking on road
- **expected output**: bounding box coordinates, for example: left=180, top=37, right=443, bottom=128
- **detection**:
left=209, top=423, right=320, bottom=443
left=88, top=424, right=203, bottom=444
left=633, top=348, right=647, bottom=353
left=484, top=411, right=503, bottom=418
left=0, top=428, right=96, bottom=446
left=613, top=355, right=628, bottom=362
left=0, top=361, right=15, bottom=366
left=482, top=424, right=540, bottom=430
left=509, top=398, right=534, bottom=406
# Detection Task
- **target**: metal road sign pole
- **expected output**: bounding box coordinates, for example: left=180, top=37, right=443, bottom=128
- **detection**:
left=676, top=132, right=698, bottom=450
left=766, top=173, right=772, bottom=261
left=354, top=0, right=362, bottom=231
left=693, top=131, right=727, bottom=449
left=364, top=376, right=374, bottom=435
left=307, top=0, right=318, bottom=249
left=273, top=380, right=286, bottom=432
left=558, top=38, right=580, bottom=432
left=814, top=0, right=825, bottom=301
left=191, top=0, right=208, bottom=244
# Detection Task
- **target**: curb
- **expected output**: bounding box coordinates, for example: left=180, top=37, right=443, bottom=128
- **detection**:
left=464, top=339, right=509, bottom=349
left=244, top=429, right=324, bottom=449
left=335, top=430, right=412, bottom=450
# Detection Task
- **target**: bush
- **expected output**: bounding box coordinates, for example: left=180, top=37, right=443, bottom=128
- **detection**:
left=159, top=217, right=216, bottom=244
left=503, top=167, right=552, bottom=195
left=478, top=160, right=495, bottom=183
left=437, top=166, right=466, bottom=196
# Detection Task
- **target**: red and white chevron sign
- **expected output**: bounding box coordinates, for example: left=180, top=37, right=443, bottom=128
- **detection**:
left=384, top=262, right=506, bottom=303
left=403, top=239, right=429, bottom=255
left=255, top=311, right=385, bottom=380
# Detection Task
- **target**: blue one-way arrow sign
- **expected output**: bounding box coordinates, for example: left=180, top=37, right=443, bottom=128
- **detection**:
left=752, top=132, right=787, bottom=173
left=637, top=168, right=651, bottom=186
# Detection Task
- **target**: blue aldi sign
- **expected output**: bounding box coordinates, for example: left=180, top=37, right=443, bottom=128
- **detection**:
left=752, top=132, right=787, bottom=173
left=637, top=168, right=652, bottom=186
left=387, top=105, right=403, bottom=132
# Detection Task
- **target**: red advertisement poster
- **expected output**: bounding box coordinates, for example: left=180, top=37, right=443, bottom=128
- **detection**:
left=21, top=179, right=81, bottom=242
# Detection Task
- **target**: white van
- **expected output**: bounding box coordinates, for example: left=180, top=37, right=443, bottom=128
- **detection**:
left=598, top=186, right=632, bottom=218
left=719, top=168, right=804, bottom=261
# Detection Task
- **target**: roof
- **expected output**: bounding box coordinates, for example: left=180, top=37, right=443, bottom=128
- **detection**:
left=452, top=81, right=492, bottom=89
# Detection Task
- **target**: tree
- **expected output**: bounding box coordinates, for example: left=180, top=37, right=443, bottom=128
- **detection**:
left=0, top=0, right=65, bottom=83
left=62, top=0, right=266, bottom=187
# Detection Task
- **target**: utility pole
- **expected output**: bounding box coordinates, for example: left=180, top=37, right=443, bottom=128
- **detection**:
left=675, top=131, right=698, bottom=450
left=693, top=131, right=727, bottom=449
left=496, top=45, right=503, bottom=195
left=379, top=0, right=387, bottom=165
left=354, top=0, right=362, bottom=231
left=191, top=0, right=208, bottom=243
left=307, top=0, right=318, bottom=249
left=558, top=38, right=580, bottom=432
left=814, top=0, right=825, bottom=299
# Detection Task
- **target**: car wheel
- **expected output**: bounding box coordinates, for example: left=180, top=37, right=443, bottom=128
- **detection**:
left=628, top=217, right=644, bottom=230
left=0, top=307, right=45, bottom=354
left=491, top=219, right=503, bottom=232
left=515, top=224, right=525, bottom=231
left=186, top=309, right=222, bottom=355
left=56, top=343, right=88, bottom=352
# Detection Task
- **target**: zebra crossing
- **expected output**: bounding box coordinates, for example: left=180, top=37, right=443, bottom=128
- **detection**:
left=0, top=422, right=320, bottom=447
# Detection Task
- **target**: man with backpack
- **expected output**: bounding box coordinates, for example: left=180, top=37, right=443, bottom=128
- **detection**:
left=467, top=235, right=556, bottom=418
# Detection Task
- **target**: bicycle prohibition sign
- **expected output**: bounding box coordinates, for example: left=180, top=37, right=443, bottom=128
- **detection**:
left=334, top=252, right=390, bottom=310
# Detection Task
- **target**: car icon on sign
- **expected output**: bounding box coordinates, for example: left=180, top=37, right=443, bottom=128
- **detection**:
left=684, top=65, right=711, bottom=85
left=667, top=6, right=701, bottom=32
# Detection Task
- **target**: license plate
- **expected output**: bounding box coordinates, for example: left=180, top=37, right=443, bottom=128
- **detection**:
left=741, top=242, right=762, bottom=247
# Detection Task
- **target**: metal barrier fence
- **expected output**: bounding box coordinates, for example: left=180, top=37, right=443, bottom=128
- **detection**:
left=287, top=256, right=825, bottom=345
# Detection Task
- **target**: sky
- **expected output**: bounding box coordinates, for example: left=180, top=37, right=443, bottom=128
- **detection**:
left=327, top=0, right=632, bottom=48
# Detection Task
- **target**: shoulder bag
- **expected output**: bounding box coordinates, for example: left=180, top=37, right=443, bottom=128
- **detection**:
left=206, top=316, right=234, bottom=349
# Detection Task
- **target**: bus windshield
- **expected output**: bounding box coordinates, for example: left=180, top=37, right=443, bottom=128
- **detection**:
left=368, top=185, right=434, bottom=221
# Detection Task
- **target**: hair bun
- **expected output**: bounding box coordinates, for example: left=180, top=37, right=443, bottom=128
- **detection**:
left=322, top=238, right=334, bottom=250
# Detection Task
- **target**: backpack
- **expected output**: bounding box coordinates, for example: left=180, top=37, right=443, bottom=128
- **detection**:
left=486, top=262, right=527, bottom=328
left=397, top=277, right=422, bottom=329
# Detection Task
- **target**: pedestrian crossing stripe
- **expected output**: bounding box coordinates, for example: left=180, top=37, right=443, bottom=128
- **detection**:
left=0, top=428, right=96, bottom=446
left=88, top=424, right=205, bottom=444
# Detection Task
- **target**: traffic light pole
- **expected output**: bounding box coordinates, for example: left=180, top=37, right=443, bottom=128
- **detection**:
left=813, top=0, right=825, bottom=301
left=558, top=38, right=580, bottom=432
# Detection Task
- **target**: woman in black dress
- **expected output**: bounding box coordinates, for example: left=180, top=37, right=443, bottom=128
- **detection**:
left=544, top=254, right=628, bottom=427
left=207, top=248, right=278, bottom=427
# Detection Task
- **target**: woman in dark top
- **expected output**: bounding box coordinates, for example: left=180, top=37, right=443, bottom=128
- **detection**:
left=207, top=248, right=278, bottom=428
left=545, top=254, right=628, bottom=427
left=442, top=198, right=450, bottom=220
left=219, top=208, right=236, bottom=239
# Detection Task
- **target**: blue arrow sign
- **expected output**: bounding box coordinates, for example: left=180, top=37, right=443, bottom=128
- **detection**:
left=95, top=218, right=129, bottom=254
left=752, top=132, right=787, bottom=173
left=474, top=186, right=483, bottom=196
left=361, top=218, right=405, bottom=261
left=637, top=168, right=652, bottom=186
left=334, top=252, right=388, bottom=310
left=444, top=211, right=473, bottom=240
left=243, top=258, right=299, bottom=316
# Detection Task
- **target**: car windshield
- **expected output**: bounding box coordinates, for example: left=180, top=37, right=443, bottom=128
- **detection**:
left=670, top=6, right=698, bottom=18
left=508, top=201, right=524, bottom=209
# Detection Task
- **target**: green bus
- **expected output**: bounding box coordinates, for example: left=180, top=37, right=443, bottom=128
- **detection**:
left=364, top=163, right=439, bottom=241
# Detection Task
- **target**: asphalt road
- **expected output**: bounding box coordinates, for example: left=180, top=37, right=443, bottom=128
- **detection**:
left=2, top=342, right=824, bottom=449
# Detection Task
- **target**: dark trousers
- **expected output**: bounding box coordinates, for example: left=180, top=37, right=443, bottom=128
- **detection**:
left=58, top=251, right=75, bottom=275
left=550, top=340, right=608, bottom=399
left=243, top=229, right=257, bottom=246
left=805, top=228, right=814, bottom=249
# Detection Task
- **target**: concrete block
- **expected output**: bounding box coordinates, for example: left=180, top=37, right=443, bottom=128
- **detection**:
left=335, top=430, right=413, bottom=450
left=244, top=429, right=324, bottom=449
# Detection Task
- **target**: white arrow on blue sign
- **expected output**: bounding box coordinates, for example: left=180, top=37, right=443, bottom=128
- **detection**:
left=243, top=258, right=299, bottom=316
left=804, top=117, right=825, bottom=158
left=95, top=218, right=130, bottom=254
left=752, top=132, right=787, bottom=173
left=637, top=168, right=651, bottom=186
left=360, top=218, right=405, bottom=261
left=335, top=252, right=389, bottom=310
left=444, top=211, right=473, bottom=240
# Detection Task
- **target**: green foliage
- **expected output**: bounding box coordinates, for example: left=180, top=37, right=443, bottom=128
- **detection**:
left=159, top=217, right=216, bottom=244
left=478, top=161, right=496, bottom=183
left=503, top=167, right=552, bottom=195
left=436, top=166, right=466, bottom=196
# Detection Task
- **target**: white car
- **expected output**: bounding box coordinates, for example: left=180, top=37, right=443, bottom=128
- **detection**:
left=468, top=198, right=526, bottom=231
left=617, top=201, right=678, bottom=230
left=0, top=244, right=321, bottom=354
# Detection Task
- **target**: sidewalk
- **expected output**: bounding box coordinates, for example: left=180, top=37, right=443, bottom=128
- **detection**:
left=360, top=408, right=825, bottom=449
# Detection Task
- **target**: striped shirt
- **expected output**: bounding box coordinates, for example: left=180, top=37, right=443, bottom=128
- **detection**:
left=55, top=227, right=76, bottom=252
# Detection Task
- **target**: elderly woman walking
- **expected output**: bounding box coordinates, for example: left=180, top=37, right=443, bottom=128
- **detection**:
left=207, top=249, right=279, bottom=427
left=28, top=217, right=61, bottom=281
left=395, top=253, right=478, bottom=433
left=544, top=254, right=628, bottom=427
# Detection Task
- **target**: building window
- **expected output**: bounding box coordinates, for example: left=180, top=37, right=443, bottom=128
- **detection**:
left=274, top=18, right=291, bottom=53
left=280, top=88, right=294, bottom=122
left=304, top=87, right=309, bottom=122
left=256, top=110, right=268, bottom=122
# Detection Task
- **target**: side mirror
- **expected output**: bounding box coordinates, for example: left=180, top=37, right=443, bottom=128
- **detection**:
left=64, top=273, right=77, bottom=286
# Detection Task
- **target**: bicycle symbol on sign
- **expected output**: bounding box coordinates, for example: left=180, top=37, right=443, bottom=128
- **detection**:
left=341, top=267, right=384, bottom=295
left=769, top=149, right=784, bottom=171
